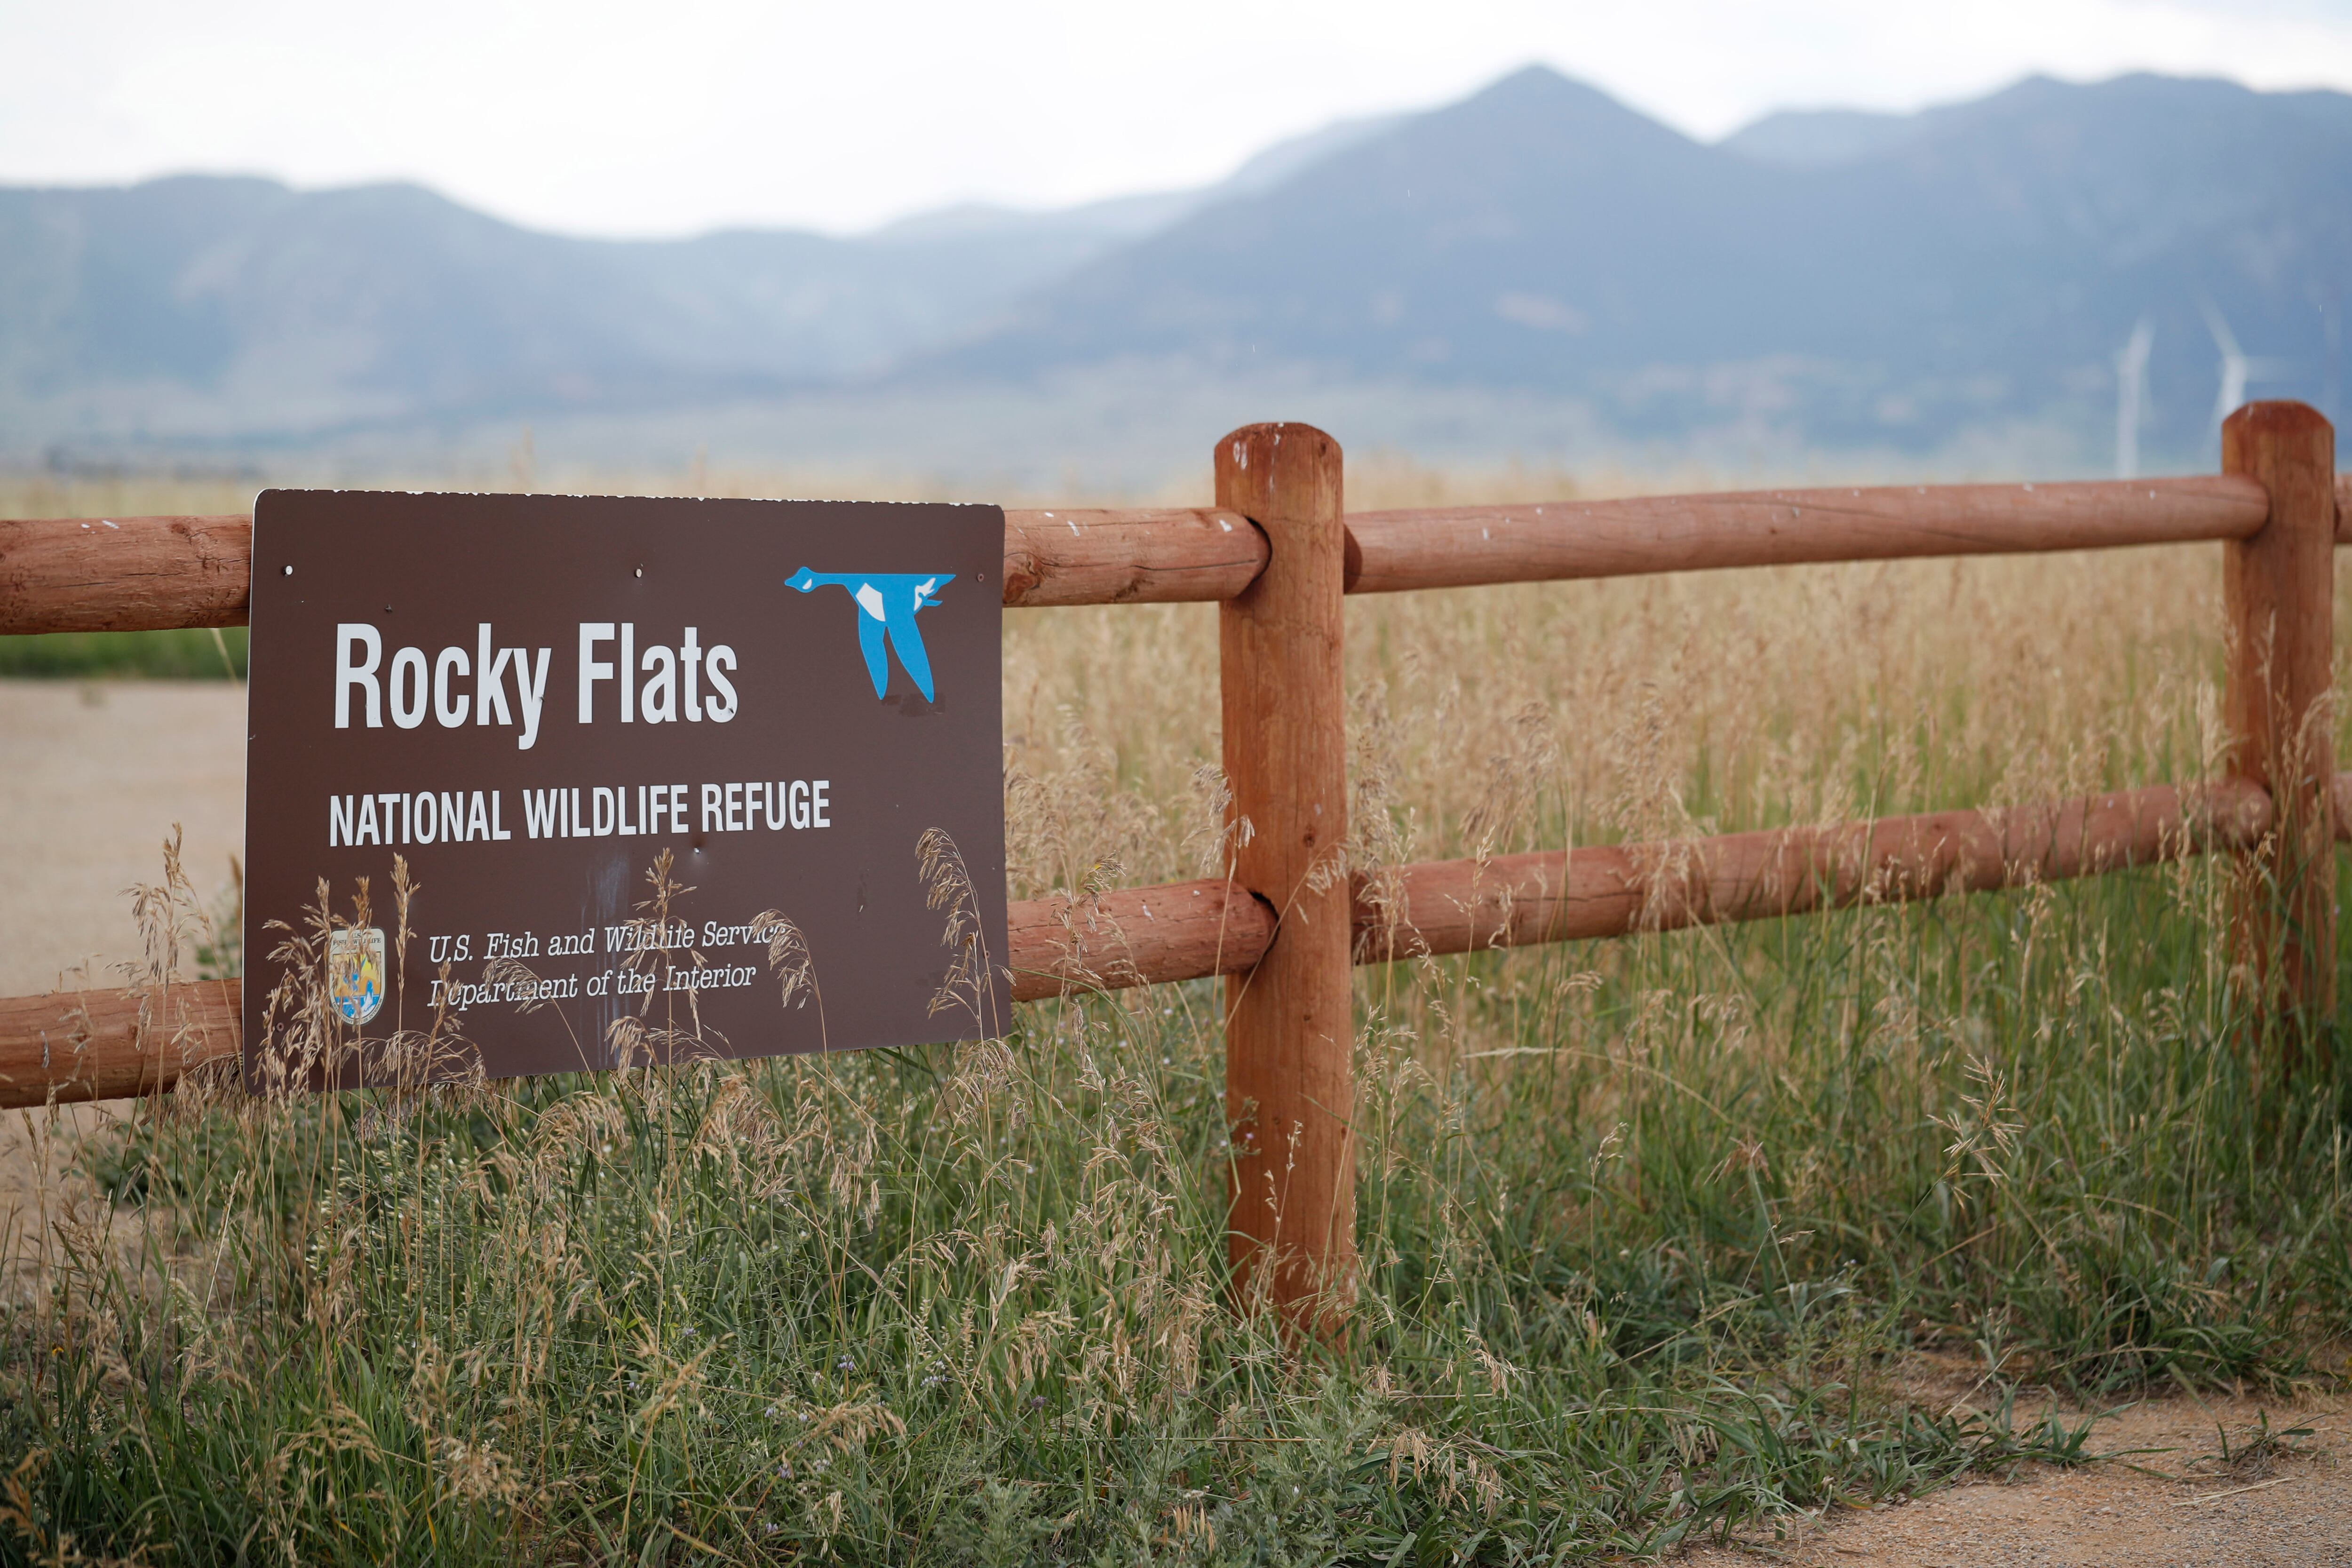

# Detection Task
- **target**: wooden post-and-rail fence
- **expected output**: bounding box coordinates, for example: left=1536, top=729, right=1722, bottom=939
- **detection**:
left=1, top=401, right=2345, bottom=1323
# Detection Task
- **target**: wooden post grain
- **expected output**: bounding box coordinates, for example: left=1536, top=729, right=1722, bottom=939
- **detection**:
left=2223, top=401, right=2338, bottom=1071
left=1216, top=423, right=1355, bottom=1328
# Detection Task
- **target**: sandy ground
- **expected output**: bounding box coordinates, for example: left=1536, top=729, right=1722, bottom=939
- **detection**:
left=6, top=680, right=2351, bottom=1560
left=0, top=679, right=249, bottom=1285
left=0, top=679, right=248, bottom=997
left=1676, top=1389, right=2351, bottom=1566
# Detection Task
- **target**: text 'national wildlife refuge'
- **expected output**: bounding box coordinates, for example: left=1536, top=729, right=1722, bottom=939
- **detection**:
left=241, top=490, right=1008, bottom=1087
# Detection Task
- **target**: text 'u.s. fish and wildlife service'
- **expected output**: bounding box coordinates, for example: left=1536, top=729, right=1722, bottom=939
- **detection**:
left=241, top=490, right=1008, bottom=1088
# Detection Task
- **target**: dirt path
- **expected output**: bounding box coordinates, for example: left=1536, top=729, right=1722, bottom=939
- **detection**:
left=0, top=679, right=248, bottom=998
left=0, top=679, right=247, bottom=1279
left=1677, top=1391, right=2351, bottom=1566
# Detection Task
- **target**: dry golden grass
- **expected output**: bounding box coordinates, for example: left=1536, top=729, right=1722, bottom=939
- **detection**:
left=1009, top=546, right=2261, bottom=897
left=11, top=460, right=2342, bottom=899
left=5, top=454, right=2351, bottom=1564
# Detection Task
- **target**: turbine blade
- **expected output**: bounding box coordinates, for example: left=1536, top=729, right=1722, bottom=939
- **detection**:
left=2200, top=297, right=2243, bottom=361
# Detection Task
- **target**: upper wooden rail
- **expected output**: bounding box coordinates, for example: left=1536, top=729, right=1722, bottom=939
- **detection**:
left=7, top=772, right=2335, bottom=1112
left=1343, top=476, right=2276, bottom=593
left=0, top=507, right=1269, bottom=634
left=1001, top=507, right=1267, bottom=605
left=5, top=474, right=2340, bottom=636
left=0, top=513, right=255, bottom=636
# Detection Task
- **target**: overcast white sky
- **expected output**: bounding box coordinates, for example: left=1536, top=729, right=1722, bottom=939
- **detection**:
left=5, top=0, right=2350, bottom=238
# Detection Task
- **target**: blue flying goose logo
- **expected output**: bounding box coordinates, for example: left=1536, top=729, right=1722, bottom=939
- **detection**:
left=786, top=567, right=954, bottom=701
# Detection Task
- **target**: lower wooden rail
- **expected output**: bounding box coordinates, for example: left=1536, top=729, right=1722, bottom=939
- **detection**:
left=3, top=773, right=2328, bottom=1111
left=1353, top=776, right=2285, bottom=960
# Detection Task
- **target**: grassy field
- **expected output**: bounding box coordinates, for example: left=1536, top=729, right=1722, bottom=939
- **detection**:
left=2, top=463, right=2349, bottom=1563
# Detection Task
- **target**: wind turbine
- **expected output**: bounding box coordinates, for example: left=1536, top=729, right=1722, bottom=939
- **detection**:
left=2115, top=318, right=2153, bottom=479
left=2201, top=298, right=2290, bottom=432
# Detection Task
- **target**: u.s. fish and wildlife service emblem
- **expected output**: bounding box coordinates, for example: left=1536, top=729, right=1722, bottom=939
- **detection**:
left=329, top=927, right=387, bottom=1026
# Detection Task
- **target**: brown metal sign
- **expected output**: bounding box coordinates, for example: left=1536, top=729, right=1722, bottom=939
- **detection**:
left=241, top=490, right=1008, bottom=1087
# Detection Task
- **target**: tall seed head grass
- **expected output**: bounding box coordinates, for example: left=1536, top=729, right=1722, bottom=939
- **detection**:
left=1, top=460, right=2347, bottom=1562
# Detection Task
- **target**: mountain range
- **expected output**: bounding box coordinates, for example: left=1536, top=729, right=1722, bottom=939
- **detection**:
left=2, top=67, right=2345, bottom=474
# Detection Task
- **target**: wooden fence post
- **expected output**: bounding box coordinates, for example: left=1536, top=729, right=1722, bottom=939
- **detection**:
left=2222, top=400, right=2338, bottom=1075
left=1216, top=422, right=1355, bottom=1329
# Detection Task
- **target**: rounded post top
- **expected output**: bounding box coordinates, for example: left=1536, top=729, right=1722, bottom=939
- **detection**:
left=1214, top=421, right=1339, bottom=447
left=1213, top=423, right=1343, bottom=528
left=1213, top=423, right=1342, bottom=477
left=2222, top=400, right=2334, bottom=443
left=2222, top=401, right=2335, bottom=503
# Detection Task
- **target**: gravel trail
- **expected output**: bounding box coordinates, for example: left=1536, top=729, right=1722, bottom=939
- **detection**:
left=1677, top=1392, right=2351, bottom=1566
left=0, top=679, right=248, bottom=997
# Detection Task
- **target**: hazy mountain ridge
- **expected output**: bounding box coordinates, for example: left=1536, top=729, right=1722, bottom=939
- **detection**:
left=1, top=68, right=2344, bottom=468
left=0, top=176, right=1132, bottom=438
left=936, top=69, right=2352, bottom=459
left=0, top=109, right=1418, bottom=448
left=1720, top=107, right=1917, bottom=167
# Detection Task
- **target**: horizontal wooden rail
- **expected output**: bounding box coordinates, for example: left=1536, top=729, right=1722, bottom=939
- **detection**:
left=1354, top=775, right=2286, bottom=961
left=0, top=879, right=1277, bottom=1108
left=0, top=508, right=1267, bottom=635
left=1001, top=508, right=1265, bottom=605
left=0, top=514, right=255, bottom=636
left=8, top=472, right=2342, bottom=636
left=8, top=774, right=2339, bottom=1112
left=1343, top=477, right=2275, bottom=594
left=0, top=980, right=240, bottom=1105
left=1008, top=876, right=1275, bottom=998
